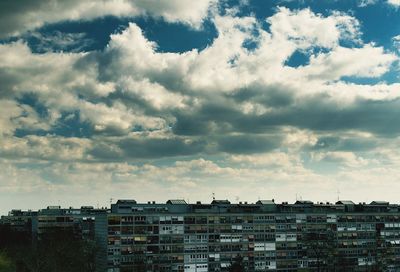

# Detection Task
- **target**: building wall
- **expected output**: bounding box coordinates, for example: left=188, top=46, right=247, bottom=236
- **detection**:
left=4, top=202, right=400, bottom=272
left=95, top=213, right=109, bottom=272
left=100, top=204, right=400, bottom=272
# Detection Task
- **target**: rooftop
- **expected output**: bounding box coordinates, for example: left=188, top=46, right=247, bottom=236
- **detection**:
left=166, top=199, right=187, bottom=205
left=4, top=199, right=399, bottom=217
left=256, top=200, right=275, bottom=205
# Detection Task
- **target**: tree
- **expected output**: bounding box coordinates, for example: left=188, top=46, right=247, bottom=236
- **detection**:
left=228, top=255, right=245, bottom=272
left=0, top=226, right=97, bottom=272
left=0, top=251, right=15, bottom=272
left=301, top=226, right=338, bottom=272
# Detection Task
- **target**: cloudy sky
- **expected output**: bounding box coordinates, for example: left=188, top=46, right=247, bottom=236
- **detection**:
left=1, top=0, right=400, bottom=214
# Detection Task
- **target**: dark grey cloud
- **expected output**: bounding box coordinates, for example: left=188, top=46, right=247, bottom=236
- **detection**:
left=186, top=93, right=400, bottom=138
left=0, top=1, right=107, bottom=39
left=87, top=142, right=123, bottom=160
left=252, top=97, right=400, bottom=136
left=119, top=137, right=206, bottom=158
left=171, top=97, right=245, bottom=136
left=217, top=135, right=281, bottom=154
left=0, top=0, right=215, bottom=39
left=0, top=0, right=49, bottom=38
left=172, top=113, right=213, bottom=136
left=96, top=137, right=207, bottom=159
left=166, top=87, right=400, bottom=155
left=230, top=83, right=295, bottom=107
left=0, top=70, right=22, bottom=98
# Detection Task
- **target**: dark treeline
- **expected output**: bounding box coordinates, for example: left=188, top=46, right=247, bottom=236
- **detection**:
left=228, top=255, right=245, bottom=272
left=0, top=225, right=97, bottom=272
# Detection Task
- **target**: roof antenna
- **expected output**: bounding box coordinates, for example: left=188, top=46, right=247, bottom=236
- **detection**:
left=212, top=192, right=215, bottom=201
left=337, top=189, right=340, bottom=202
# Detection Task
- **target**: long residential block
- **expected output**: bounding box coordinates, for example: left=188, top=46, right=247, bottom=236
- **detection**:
left=95, top=199, right=400, bottom=272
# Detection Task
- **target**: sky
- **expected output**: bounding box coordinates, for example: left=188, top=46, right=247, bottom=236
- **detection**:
left=1, top=0, right=400, bottom=215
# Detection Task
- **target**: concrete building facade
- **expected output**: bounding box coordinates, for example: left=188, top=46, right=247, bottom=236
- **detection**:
left=3, top=200, right=400, bottom=271
left=95, top=199, right=400, bottom=272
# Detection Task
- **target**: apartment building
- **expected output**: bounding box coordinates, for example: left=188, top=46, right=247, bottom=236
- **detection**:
left=96, top=199, right=400, bottom=272
left=3, top=200, right=400, bottom=271
left=1, top=209, right=37, bottom=229
left=0, top=209, right=37, bottom=241
left=1, top=206, right=106, bottom=241
left=35, top=205, right=106, bottom=240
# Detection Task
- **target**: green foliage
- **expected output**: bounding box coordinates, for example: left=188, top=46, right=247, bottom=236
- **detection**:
left=0, top=251, right=14, bottom=272
left=229, top=255, right=245, bottom=272
left=0, top=227, right=97, bottom=272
